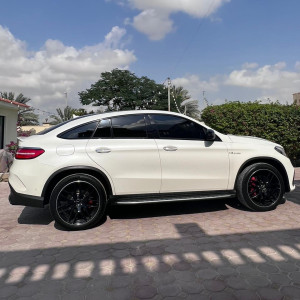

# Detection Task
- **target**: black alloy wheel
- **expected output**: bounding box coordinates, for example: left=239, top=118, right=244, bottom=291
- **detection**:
left=247, top=169, right=281, bottom=208
left=237, top=163, right=284, bottom=211
left=50, top=174, right=107, bottom=230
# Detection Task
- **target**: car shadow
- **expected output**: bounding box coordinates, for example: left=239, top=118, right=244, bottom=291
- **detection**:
left=19, top=185, right=299, bottom=228
left=107, top=198, right=238, bottom=220
left=18, top=205, right=53, bottom=225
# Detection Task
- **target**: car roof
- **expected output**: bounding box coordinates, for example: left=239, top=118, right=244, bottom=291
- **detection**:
left=41, top=110, right=209, bottom=136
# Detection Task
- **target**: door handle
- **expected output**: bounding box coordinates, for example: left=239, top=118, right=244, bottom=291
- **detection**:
left=163, top=146, right=178, bottom=151
left=95, top=147, right=111, bottom=153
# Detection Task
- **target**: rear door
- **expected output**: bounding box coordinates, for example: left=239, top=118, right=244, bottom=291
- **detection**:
left=149, top=114, right=230, bottom=193
left=86, top=114, right=161, bottom=195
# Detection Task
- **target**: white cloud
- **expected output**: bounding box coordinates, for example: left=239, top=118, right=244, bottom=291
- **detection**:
left=242, top=62, right=259, bottom=69
left=225, top=62, right=299, bottom=90
left=173, top=62, right=300, bottom=107
left=133, top=10, right=173, bottom=40
left=173, top=74, right=219, bottom=94
left=124, top=0, right=230, bottom=40
left=0, top=25, right=136, bottom=117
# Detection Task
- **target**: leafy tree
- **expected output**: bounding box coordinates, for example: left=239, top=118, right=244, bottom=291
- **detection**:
left=50, top=106, right=75, bottom=124
left=73, top=108, right=88, bottom=116
left=0, top=91, right=39, bottom=126
left=73, top=108, right=99, bottom=116
left=171, top=86, right=200, bottom=120
left=79, top=69, right=172, bottom=111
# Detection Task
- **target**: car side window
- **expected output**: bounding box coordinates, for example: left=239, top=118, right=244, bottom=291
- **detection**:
left=111, top=115, right=147, bottom=138
left=93, top=119, right=112, bottom=138
left=58, top=121, right=98, bottom=139
left=149, top=114, right=206, bottom=140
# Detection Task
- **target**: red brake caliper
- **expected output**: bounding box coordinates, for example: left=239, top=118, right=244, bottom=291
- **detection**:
left=250, top=176, right=257, bottom=196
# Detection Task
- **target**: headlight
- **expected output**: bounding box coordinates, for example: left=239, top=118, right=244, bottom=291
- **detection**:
left=275, top=146, right=287, bottom=157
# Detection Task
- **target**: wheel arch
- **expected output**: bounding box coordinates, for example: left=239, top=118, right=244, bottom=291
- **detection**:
left=42, top=166, right=114, bottom=205
left=234, top=157, right=290, bottom=192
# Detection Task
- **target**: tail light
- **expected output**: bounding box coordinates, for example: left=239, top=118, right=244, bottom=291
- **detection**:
left=15, top=148, right=45, bottom=160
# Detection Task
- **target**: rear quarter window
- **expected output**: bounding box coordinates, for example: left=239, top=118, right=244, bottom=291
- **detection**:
left=58, top=121, right=98, bottom=139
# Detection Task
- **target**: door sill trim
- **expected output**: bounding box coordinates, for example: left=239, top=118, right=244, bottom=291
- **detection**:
left=110, top=190, right=236, bottom=205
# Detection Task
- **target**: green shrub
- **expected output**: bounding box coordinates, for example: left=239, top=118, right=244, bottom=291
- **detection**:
left=201, top=101, right=300, bottom=162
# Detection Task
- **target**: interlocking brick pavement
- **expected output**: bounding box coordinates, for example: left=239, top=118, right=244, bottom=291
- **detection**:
left=0, top=170, right=299, bottom=299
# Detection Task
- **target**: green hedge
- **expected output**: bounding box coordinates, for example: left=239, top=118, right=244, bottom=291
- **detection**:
left=201, top=101, right=300, bottom=161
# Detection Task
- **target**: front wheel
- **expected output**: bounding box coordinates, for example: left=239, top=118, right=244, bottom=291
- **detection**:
left=49, top=173, right=107, bottom=230
left=236, top=163, right=284, bottom=211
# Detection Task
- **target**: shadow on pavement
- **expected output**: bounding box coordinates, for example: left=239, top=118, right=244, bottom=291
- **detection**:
left=18, top=206, right=53, bottom=225
left=108, top=198, right=233, bottom=220
left=1, top=223, right=300, bottom=299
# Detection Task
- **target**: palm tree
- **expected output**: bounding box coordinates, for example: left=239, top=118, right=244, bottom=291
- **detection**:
left=0, top=92, right=39, bottom=125
left=50, top=106, right=75, bottom=124
left=171, top=86, right=200, bottom=120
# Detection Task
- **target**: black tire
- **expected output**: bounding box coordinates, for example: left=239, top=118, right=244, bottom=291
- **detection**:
left=236, top=163, right=284, bottom=211
left=49, top=173, right=107, bottom=230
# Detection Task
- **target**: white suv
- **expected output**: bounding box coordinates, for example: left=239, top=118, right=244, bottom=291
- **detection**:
left=9, top=110, right=295, bottom=230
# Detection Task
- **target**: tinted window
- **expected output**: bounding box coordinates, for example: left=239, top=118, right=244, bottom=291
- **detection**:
left=112, top=115, right=147, bottom=138
left=93, top=119, right=111, bottom=138
left=37, top=115, right=91, bottom=135
left=149, top=114, right=206, bottom=140
left=58, top=121, right=98, bottom=139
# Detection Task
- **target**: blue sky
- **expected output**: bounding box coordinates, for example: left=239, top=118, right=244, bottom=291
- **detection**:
left=0, top=0, right=300, bottom=118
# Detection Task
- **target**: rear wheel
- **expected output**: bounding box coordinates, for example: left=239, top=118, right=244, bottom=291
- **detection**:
left=49, top=173, right=107, bottom=230
left=236, top=163, right=284, bottom=211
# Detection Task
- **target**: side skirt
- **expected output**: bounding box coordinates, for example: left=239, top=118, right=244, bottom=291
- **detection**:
left=110, top=190, right=236, bottom=205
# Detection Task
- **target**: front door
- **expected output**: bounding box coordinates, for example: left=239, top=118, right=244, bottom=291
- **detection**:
left=149, top=114, right=229, bottom=193
left=86, top=114, right=161, bottom=195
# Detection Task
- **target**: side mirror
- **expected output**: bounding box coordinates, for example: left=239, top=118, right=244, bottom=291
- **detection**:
left=205, top=129, right=216, bottom=141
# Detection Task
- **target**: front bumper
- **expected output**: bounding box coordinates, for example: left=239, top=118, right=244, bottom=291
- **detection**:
left=9, top=183, right=45, bottom=208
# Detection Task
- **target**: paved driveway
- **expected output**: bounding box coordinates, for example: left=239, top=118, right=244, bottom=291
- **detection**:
left=0, top=176, right=300, bottom=299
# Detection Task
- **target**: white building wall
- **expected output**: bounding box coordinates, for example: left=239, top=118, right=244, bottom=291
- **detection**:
left=0, top=106, right=18, bottom=148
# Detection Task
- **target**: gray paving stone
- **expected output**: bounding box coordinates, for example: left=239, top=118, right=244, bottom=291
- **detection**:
left=217, top=266, right=236, bottom=276
left=158, top=283, right=181, bottom=297
left=153, top=273, right=176, bottom=285
left=170, top=270, right=196, bottom=282
left=16, top=284, right=41, bottom=297
left=226, top=276, right=249, bottom=290
left=135, top=285, right=157, bottom=299
left=233, top=290, right=260, bottom=300
left=245, top=275, right=271, bottom=288
left=196, top=268, right=218, bottom=280
left=281, top=286, right=300, bottom=298
left=257, top=287, right=283, bottom=300
left=210, top=291, right=237, bottom=300
left=203, top=279, right=226, bottom=292
left=172, top=261, right=191, bottom=271
left=257, top=263, right=279, bottom=274
left=276, top=262, right=299, bottom=272
left=110, top=274, right=132, bottom=288
left=289, top=271, right=300, bottom=284
left=268, top=273, right=291, bottom=287
left=65, top=279, right=88, bottom=292
left=181, top=282, right=204, bottom=294
left=186, top=295, right=210, bottom=300
left=0, top=285, right=18, bottom=298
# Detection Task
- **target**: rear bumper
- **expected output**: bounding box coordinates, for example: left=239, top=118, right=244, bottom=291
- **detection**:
left=9, top=183, right=45, bottom=208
